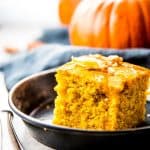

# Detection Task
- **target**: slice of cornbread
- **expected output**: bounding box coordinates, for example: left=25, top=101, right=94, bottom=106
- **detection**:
left=52, top=54, right=150, bottom=130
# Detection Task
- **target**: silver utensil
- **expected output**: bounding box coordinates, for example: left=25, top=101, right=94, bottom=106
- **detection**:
left=0, top=72, right=22, bottom=150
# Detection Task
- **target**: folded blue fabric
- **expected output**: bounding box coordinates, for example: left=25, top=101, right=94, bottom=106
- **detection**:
left=0, top=43, right=150, bottom=90
left=38, top=27, right=69, bottom=45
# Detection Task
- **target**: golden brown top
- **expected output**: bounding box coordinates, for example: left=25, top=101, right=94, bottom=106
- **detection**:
left=58, top=54, right=150, bottom=92
left=71, top=54, right=123, bottom=70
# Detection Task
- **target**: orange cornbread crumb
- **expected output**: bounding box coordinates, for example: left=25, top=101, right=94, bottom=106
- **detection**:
left=53, top=54, right=150, bottom=130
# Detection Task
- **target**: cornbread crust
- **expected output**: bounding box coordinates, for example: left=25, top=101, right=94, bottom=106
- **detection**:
left=53, top=54, right=150, bottom=130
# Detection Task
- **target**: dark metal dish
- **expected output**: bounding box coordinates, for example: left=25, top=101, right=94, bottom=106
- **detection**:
left=9, top=69, right=150, bottom=149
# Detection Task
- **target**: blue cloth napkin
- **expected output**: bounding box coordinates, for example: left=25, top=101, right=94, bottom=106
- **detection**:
left=0, top=28, right=150, bottom=90
left=0, top=44, right=150, bottom=90
left=38, top=27, right=69, bottom=45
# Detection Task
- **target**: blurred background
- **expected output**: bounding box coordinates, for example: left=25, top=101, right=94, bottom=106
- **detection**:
left=0, top=1, right=60, bottom=149
left=0, top=0, right=60, bottom=61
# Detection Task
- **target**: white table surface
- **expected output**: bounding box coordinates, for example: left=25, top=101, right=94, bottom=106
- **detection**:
left=13, top=116, right=54, bottom=150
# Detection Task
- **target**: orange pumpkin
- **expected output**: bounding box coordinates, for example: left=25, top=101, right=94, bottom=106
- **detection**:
left=69, top=0, right=150, bottom=49
left=58, top=0, right=81, bottom=25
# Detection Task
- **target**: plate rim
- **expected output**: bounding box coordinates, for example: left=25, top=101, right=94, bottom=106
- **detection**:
left=9, top=69, right=150, bottom=134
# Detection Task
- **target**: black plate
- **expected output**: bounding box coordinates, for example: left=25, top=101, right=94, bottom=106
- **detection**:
left=9, top=69, right=150, bottom=149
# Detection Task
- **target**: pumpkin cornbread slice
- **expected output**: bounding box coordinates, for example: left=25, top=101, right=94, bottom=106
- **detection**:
left=52, top=54, right=150, bottom=130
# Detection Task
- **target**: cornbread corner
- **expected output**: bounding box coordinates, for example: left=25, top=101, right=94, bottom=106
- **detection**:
left=52, top=54, right=150, bottom=130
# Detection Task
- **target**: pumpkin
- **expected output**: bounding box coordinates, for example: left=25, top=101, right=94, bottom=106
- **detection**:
left=69, top=0, right=150, bottom=49
left=58, top=0, right=81, bottom=25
